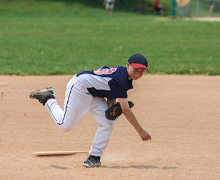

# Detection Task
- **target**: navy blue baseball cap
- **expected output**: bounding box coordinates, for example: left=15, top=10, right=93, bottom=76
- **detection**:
left=128, top=54, right=149, bottom=72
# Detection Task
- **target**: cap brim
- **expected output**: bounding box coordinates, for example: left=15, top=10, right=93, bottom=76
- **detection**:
left=131, top=63, right=149, bottom=73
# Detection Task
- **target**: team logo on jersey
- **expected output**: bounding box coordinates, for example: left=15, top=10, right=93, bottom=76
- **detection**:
left=94, top=67, right=117, bottom=75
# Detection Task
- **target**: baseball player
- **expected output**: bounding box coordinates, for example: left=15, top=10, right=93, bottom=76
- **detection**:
left=29, top=54, right=151, bottom=168
left=209, top=0, right=215, bottom=13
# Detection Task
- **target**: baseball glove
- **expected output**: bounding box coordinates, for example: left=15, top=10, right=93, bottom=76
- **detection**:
left=105, top=101, right=134, bottom=120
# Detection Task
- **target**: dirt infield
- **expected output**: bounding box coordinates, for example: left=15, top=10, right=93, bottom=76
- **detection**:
left=193, top=17, right=220, bottom=22
left=0, top=75, right=220, bottom=179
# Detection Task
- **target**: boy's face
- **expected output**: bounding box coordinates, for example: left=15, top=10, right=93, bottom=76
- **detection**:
left=126, top=62, right=145, bottom=80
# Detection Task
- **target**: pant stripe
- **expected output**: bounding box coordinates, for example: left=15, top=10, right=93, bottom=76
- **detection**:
left=59, top=84, right=75, bottom=125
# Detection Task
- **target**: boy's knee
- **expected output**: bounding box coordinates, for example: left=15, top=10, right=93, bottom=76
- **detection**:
left=59, top=126, right=72, bottom=132
left=63, top=128, right=71, bottom=132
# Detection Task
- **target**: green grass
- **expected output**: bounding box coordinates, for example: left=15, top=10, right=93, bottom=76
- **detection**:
left=0, top=0, right=220, bottom=75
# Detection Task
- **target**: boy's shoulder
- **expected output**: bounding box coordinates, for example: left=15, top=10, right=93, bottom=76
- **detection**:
left=100, top=65, right=128, bottom=79
left=77, top=65, right=128, bottom=82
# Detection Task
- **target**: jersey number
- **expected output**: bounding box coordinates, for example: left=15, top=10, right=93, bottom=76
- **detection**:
left=94, top=67, right=117, bottom=75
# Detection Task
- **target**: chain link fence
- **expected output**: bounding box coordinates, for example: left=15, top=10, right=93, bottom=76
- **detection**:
left=176, top=0, right=220, bottom=17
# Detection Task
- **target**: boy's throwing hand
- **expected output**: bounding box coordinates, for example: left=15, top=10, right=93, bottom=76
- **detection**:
left=138, top=129, right=151, bottom=141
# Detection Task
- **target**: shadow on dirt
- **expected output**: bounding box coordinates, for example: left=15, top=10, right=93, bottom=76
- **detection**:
left=50, top=165, right=71, bottom=170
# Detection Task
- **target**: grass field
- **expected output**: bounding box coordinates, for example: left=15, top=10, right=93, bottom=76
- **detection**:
left=0, top=0, right=220, bottom=75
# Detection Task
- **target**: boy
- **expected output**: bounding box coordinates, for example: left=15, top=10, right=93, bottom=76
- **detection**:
left=103, top=0, right=115, bottom=17
left=152, top=0, right=166, bottom=16
left=209, top=0, right=215, bottom=13
left=29, top=54, right=151, bottom=168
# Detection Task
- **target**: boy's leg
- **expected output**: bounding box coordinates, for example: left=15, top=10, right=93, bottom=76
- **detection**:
left=109, top=3, right=114, bottom=16
left=89, top=97, right=116, bottom=157
left=209, top=3, right=214, bottom=12
left=82, top=97, right=115, bottom=167
left=45, top=76, right=90, bottom=132
left=158, top=5, right=165, bottom=16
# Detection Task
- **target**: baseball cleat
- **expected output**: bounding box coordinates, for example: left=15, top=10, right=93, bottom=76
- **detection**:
left=29, top=87, right=55, bottom=106
left=82, top=155, right=101, bottom=168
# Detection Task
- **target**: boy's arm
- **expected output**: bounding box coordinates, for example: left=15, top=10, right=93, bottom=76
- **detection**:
left=118, top=98, right=151, bottom=141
